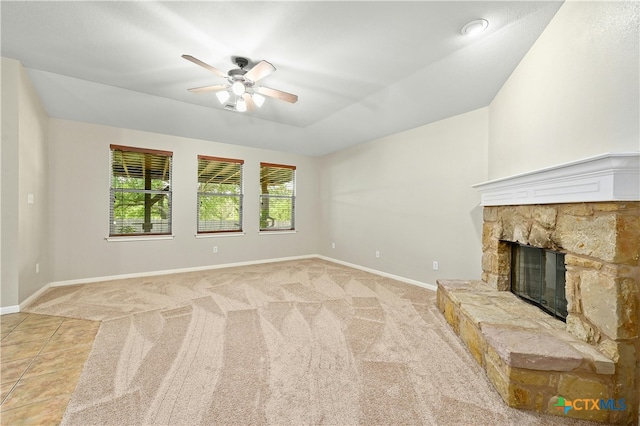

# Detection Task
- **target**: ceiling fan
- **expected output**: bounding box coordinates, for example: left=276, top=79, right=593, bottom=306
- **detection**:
left=182, top=55, right=298, bottom=112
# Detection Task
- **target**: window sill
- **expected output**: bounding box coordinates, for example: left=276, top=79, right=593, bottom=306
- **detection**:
left=258, top=230, right=297, bottom=235
left=105, top=235, right=174, bottom=242
left=195, top=232, right=245, bottom=239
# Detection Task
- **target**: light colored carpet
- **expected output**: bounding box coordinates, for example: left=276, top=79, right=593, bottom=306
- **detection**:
left=25, top=258, right=600, bottom=425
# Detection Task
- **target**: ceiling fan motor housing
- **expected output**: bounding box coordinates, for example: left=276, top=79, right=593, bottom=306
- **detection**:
left=228, top=68, right=248, bottom=82
left=228, top=57, right=251, bottom=83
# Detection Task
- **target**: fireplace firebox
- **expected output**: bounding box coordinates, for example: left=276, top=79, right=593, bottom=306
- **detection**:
left=510, top=243, right=568, bottom=321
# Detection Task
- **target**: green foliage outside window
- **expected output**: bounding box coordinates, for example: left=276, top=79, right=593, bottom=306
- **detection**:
left=260, top=164, right=295, bottom=231
left=110, top=146, right=172, bottom=236
left=197, top=157, right=243, bottom=233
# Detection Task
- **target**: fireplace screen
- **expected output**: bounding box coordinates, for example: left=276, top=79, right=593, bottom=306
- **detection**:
left=510, top=243, right=568, bottom=321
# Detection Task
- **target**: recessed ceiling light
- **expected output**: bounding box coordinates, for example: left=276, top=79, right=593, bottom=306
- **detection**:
left=461, top=19, right=489, bottom=37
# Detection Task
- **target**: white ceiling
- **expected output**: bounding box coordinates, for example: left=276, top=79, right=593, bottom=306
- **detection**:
left=1, top=1, right=563, bottom=156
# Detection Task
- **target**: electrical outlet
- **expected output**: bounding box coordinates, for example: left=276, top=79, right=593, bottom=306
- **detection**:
left=35, top=263, right=40, bottom=274
left=332, top=242, right=336, bottom=249
left=433, top=261, right=439, bottom=271
left=213, top=246, right=218, bottom=254
left=376, top=250, right=380, bottom=258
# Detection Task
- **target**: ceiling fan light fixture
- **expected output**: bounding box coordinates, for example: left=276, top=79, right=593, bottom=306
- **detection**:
left=252, top=93, right=265, bottom=107
left=232, top=81, right=245, bottom=96
left=461, top=19, right=489, bottom=37
left=236, top=98, right=247, bottom=112
left=216, top=90, right=230, bottom=104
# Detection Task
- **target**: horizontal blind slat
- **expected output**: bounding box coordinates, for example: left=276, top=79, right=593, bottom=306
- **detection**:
left=198, top=157, right=243, bottom=233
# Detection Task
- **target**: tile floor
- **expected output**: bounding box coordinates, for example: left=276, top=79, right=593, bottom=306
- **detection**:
left=1, top=313, right=99, bottom=425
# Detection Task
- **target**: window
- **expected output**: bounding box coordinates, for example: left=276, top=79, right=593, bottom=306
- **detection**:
left=197, top=156, right=244, bottom=233
left=110, top=145, right=172, bottom=236
left=260, top=163, right=296, bottom=231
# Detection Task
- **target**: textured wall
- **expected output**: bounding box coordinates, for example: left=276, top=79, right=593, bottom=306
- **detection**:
left=488, top=1, right=640, bottom=180
left=318, top=108, right=488, bottom=286
left=1, top=58, right=21, bottom=309
left=18, top=62, right=50, bottom=303
left=0, top=58, right=49, bottom=310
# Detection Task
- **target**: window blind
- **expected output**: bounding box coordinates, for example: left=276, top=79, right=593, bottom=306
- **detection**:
left=109, top=145, right=172, bottom=236
left=260, top=163, right=296, bottom=231
left=198, top=156, right=244, bottom=233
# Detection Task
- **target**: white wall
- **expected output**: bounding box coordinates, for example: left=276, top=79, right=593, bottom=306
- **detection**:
left=48, top=119, right=319, bottom=282
left=489, top=1, right=640, bottom=179
left=1, top=58, right=21, bottom=308
left=318, top=108, right=488, bottom=285
left=18, top=62, right=50, bottom=301
left=1, top=58, right=49, bottom=311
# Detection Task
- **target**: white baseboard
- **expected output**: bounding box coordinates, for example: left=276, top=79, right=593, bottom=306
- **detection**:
left=1, top=282, right=54, bottom=315
left=2, top=254, right=434, bottom=315
left=48, top=254, right=318, bottom=287
left=317, top=255, right=437, bottom=292
left=19, top=282, right=53, bottom=311
left=1, top=305, right=20, bottom=315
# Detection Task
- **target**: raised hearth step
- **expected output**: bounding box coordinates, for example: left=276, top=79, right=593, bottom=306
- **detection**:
left=436, top=279, right=617, bottom=423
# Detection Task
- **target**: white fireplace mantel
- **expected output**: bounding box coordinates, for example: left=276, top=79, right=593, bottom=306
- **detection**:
left=473, top=152, right=640, bottom=206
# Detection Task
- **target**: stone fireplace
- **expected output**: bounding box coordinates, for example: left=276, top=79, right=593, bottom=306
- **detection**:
left=437, top=153, right=639, bottom=424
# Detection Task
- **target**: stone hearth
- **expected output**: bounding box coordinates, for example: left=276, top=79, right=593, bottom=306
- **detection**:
left=437, top=279, right=615, bottom=421
left=438, top=153, right=640, bottom=424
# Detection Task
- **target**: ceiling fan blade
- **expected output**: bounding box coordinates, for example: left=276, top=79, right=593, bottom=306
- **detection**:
left=187, top=84, right=228, bottom=94
left=182, top=55, right=227, bottom=79
left=243, top=93, right=256, bottom=112
left=244, top=60, right=276, bottom=82
left=256, top=86, right=298, bottom=104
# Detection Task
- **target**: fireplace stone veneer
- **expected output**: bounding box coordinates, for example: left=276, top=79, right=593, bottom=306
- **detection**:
left=438, top=153, right=640, bottom=424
